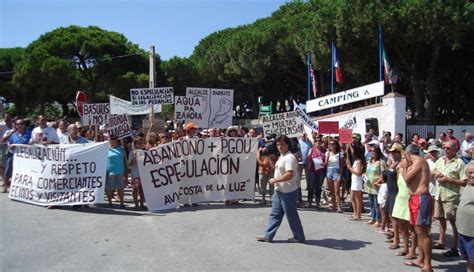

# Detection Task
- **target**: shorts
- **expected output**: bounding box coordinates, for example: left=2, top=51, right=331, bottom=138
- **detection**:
left=434, top=198, right=458, bottom=220
left=326, top=167, right=340, bottom=181
left=459, top=233, right=474, bottom=263
left=106, top=174, right=125, bottom=191
left=132, top=177, right=141, bottom=190
left=5, top=155, right=13, bottom=178
left=409, top=194, right=433, bottom=226
left=259, top=173, right=274, bottom=195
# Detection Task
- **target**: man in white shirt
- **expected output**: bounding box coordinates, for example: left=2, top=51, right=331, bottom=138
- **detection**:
left=29, top=115, right=60, bottom=145
left=256, top=135, right=306, bottom=243
left=461, top=132, right=473, bottom=165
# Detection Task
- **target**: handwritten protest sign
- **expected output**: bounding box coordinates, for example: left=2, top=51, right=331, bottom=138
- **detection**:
left=9, top=142, right=108, bottom=206
left=184, top=87, right=233, bottom=129
left=341, top=112, right=357, bottom=129
left=136, top=138, right=258, bottom=211
left=130, top=87, right=174, bottom=106
left=82, top=103, right=110, bottom=126
left=107, top=114, right=131, bottom=139
left=174, top=96, right=203, bottom=120
left=261, top=111, right=304, bottom=138
left=109, top=95, right=161, bottom=115
left=339, top=129, right=353, bottom=144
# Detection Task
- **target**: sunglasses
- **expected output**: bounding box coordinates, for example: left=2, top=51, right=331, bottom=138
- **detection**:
left=330, top=143, right=335, bottom=145
left=16, top=123, right=24, bottom=126
left=444, top=147, right=451, bottom=150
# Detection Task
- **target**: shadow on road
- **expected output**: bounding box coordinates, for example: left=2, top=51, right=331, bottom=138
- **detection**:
left=304, top=238, right=372, bottom=250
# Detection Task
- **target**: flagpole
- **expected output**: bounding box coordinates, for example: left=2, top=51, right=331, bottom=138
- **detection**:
left=379, top=25, right=383, bottom=82
left=331, top=42, right=334, bottom=95
left=307, top=51, right=311, bottom=101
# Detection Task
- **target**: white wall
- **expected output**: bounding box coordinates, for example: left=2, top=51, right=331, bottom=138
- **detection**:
left=313, top=93, right=406, bottom=138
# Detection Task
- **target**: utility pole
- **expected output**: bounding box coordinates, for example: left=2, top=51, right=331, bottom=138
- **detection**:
left=149, top=46, right=156, bottom=88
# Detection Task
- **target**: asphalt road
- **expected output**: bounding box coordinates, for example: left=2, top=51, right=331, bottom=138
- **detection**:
left=0, top=189, right=466, bottom=272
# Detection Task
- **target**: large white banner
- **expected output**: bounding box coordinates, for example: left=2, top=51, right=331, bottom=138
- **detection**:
left=185, top=87, right=233, bottom=129
left=130, top=87, right=174, bottom=106
left=261, top=111, right=304, bottom=138
left=137, top=138, right=258, bottom=211
left=9, top=142, right=108, bottom=206
left=82, top=103, right=110, bottom=126
left=109, top=95, right=161, bottom=115
left=306, top=81, right=384, bottom=113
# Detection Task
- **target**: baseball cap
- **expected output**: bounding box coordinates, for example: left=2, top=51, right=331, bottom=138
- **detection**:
left=368, top=139, right=379, bottom=146
left=418, top=138, right=427, bottom=145
left=185, top=123, right=198, bottom=131
left=427, top=145, right=441, bottom=153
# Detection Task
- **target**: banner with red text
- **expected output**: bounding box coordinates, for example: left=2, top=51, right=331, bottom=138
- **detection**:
left=9, top=142, right=108, bottom=206
left=137, top=138, right=258, bottom=211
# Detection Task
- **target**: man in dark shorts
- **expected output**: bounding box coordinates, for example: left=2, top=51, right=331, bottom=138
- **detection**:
left=400, top=144, right=433, bottom=272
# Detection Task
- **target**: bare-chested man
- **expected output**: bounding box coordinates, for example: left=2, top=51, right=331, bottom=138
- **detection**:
left=400, top=144, right=433, bottom=272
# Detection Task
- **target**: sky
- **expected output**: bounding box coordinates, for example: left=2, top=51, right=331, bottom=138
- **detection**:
left=0, top=0, right=288, bottom=60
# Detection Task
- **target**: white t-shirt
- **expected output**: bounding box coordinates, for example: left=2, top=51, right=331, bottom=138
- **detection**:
left=30, top=126, right=60, bottom=144
left=274, top=152, right=298, bottom=193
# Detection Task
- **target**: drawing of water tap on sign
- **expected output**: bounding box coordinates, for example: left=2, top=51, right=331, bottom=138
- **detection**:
left=185, top=88, right=211, bottom=128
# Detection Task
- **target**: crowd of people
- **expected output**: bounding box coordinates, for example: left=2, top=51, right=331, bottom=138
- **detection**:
left=1, top=112, right=473, bottom=271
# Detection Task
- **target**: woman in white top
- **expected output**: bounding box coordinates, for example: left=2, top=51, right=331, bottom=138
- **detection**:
left=325, top=140, right=344, bottom=213
left=347, top=145, right=366, bottom=220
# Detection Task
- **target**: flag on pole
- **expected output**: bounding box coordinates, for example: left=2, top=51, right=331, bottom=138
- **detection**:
left=309, top=62, right=318, bottom=97
left=332, top=43, right=343, bottom=84
left=382, top=45, right=392, bottom=84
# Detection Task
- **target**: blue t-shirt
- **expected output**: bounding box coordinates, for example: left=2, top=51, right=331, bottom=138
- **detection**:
left=7, top=131, right=32, bottom=157
left=298, top=139, right=312, bottom=165
left=107, top=146, right=125, bottom=175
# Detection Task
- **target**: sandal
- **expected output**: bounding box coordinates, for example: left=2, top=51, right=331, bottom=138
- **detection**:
left=396, top=250, right=407, bottom=256
left=432, top=242, right=446, bottom=250
left=389, top=244, right=400, bottom=249
left=349, top=217, right=361, bottom=221
left=443, top=248, right=460, bottom=257
left=403, top=261, right=423, bottom=268
left=403, top=255, right=417, bottom=260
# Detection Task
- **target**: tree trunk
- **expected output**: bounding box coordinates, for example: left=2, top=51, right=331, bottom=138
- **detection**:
left=424, top=44, right=441, bottom=122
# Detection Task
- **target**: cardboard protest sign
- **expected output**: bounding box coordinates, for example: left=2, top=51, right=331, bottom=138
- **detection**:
left=318, top=121, right=339, bottom=134
left=137, top=138, right=258, bottom=211
left=261, top=111, right=304, bottom=138
left=81, top=103, right=110, bottom=126
left=339, top=129, right=353, bottom=144
left=130, top=87, right=174, bottom=106
left=184, top=87, right=233, bottom=129
left=9, top=142, right=108, bottom=206
left=174, top=96, right=202, bottom=120
left=208, top=89, right=233, bottom=128
left=109, top=95, right=161, bottom=115
left=107, top=114, right=131, bottom=139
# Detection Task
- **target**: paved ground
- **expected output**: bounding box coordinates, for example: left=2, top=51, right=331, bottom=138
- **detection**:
left=0, top=188, right=466, bottom=272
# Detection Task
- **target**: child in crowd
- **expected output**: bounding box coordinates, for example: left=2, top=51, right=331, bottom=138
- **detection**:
left=129, top=137, right=146, bottom=210
left=377, top=172, right=389, bottom=234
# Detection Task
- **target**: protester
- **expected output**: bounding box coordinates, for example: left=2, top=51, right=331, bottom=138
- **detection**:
left=105, top=136, right=128, bottom=208
left=324, top=139, right=344, bottom=213
left=426, top=145, right=441, bottom=196
left=456, top=162, right=474, bottom=272
left=1, top=119, right=31, bottom=193
left=305, top=135, right=326, bottom=208
left=385, top=143, right=403, bottom=249
left=400, top=144, right=433, bottom=271
left=57, top=120, right=69, bottom=142
left=447, top=128, right=461, bottom=151
left=364, top=145, right=387, bottom=226
left=377, top=171, right=389, bottom=233
left=256, top=135, right=305, bottom=243
left=256, top=144, right=277, bottom=204
left=0, top=113, right=14, bottom=186
left=297, top=133, right=312, bottom=206
left=460, top=132, right=473, bottom=164
left=432, top=140, right=467, bottom=257
left=60, top=124, right=88, bottom=144
left=129, top=137, right=146, bottom=210
left=346, top=145, right=365, bottom=220
left=29, top=115, right=60, bottom=145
